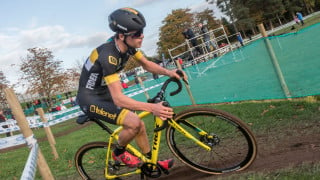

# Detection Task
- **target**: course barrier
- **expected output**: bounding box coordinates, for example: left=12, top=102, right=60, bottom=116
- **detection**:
left=4, top=88, right=54, bottom=179
left=20, top=142, right=38, bottom=180
left=0, top=110, right=84, bottom=149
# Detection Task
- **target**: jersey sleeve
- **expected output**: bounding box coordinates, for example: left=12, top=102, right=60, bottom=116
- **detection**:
left=97, top=49, right=120, bottom=85
left=132, top=50, right=144, bottom=61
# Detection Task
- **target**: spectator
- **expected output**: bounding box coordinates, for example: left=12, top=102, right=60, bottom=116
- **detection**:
left=51, top=107, right=58, bottom=112
left=236, top=32, right=244, bottom=47
left=198, top=23, right=217, bottom=52
left=56, top=105, right=61, bottom=111
left=152, top=73, right=159, bottom=80
left=0, top=109, right=11, bottom=137
left=134, top=75, right=140, bottom=85
left=177, top=57, right=184, bottom=69
left=219, top=42, right=227, bottom=48
left=296, top=12, right=304, bottom=25
left=121, top=81, right=128, bottom=89
left=61, top=104, right=67, bottom=111
left=182, top=28, right=202, bottom=56
left=70, top=97, right=76, bottom=106
left=294, top=16, right=300, bottom=25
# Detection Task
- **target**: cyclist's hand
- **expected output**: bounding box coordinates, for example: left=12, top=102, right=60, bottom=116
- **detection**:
left=152, top=102, right=174, bottom=120
left=169, top=69, right=188, bottom=83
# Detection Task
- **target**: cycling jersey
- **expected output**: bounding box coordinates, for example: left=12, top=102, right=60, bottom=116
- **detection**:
left=77, top=36, right=143, bottom=125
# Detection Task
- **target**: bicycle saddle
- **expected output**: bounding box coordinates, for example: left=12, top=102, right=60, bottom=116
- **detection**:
left=76, top=114, right=90, bottom=124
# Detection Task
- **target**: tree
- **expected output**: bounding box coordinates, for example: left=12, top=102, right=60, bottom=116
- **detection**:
left=208, top=0, right=315, bottom=37
left=216, top=0, right=240, bottom=33
left=20, top=47, right=68, bottom=106
left=63, top=68, right=81, bottom=93
left=157, top=8, right=194, bottom=59
left=0, top=71, right=10, bottom=108
left=231, top=2, right=254, bottom=36
left=315, top=0, right=320, bottom=11
left=195, top=8, right=220, bottom=30
left=157, top=8, right=222, bottom=59
left=261, top=0, right=286, bottom=29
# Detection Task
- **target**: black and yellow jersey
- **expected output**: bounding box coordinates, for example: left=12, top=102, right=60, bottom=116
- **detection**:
left=77, top=36, right=143, bottom=98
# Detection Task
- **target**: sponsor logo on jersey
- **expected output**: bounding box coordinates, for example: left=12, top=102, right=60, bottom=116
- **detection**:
left=90, top=105, right=117, bottom=120
left=86, top=73, right=99, bottom=90
left=109, top=56, right=118, bottom=66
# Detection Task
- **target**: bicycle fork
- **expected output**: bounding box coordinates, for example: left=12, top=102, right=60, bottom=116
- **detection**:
left=168, top=119, right=212, bottom=151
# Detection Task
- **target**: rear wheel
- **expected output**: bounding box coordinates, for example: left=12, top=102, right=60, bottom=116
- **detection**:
left=166, top=107, right=257, bottom=174
left=75, top=142, right=148, bottom=180
left=75, top=141, right=108, bottom=179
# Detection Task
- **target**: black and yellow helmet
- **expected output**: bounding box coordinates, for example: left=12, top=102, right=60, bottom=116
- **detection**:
left=108, top=7, right=146, bottom=33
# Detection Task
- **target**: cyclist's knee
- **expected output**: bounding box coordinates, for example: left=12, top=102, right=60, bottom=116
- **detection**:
left=138, top=121, right=147, bottom=133
left=122, top=112, right=143, bottom=133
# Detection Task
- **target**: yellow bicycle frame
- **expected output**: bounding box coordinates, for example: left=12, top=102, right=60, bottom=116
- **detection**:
left=104, top=111, right=212, bottom=179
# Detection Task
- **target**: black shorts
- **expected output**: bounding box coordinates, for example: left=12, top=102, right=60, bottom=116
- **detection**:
left=77, top=93, right=129, bottom=125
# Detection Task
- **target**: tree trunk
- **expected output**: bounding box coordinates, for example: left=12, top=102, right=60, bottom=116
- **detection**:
left=276, top=14, right=282, bottom=26
left=240, top=27, right=247, bottom=39
left=269, top=19, right=274, bottom=30
left=251, top=26, right=256, bottom=35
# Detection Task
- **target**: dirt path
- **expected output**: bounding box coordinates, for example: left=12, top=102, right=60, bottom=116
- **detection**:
left=156, top=124, right=320, bottom=180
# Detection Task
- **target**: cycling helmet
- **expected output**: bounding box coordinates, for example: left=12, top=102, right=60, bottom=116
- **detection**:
left=108, top=7, right=146, bottom=33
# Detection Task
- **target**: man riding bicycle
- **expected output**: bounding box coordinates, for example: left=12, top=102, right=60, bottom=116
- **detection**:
left=76, top=7, right=187, bottom=170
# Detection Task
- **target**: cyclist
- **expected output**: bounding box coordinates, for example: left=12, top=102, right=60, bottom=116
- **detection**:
left=76, top=7, right=187, bottom=169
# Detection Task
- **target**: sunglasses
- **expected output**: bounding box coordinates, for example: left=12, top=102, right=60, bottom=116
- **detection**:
left=125, top=29, right=144, bottom=38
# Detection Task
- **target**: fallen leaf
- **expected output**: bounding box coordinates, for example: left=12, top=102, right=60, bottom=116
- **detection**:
left=261, top=109, right=269, bottom=116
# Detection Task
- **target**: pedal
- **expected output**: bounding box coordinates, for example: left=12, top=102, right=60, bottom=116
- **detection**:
left=140, top=163, right=162, bottom=178
left=158, top=165, right=169, bottom=175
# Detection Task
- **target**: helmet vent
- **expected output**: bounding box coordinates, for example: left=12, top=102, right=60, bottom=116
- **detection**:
left=132, top=18, right=143, bottom=25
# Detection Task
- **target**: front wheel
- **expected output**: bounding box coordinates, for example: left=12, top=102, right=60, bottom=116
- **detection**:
left=166, top=107, right=257, bottom=174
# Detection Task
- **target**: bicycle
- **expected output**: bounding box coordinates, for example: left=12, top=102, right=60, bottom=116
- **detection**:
left=74, top=73, right=257, bottom=179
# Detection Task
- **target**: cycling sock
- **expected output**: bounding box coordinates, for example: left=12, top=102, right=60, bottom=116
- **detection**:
left=113, top=144, right=126, bottom=156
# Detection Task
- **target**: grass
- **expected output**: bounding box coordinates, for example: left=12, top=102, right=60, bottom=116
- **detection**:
left=0, top=98, right=319, bottom=179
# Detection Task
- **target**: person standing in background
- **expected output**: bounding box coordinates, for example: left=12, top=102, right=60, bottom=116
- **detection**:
left=0, top=109, right=11, bottom=137
left=182, top=28, right=202, bottom=56
left=198, top=23, right=217, bottom=52
left=296, top=12, right=304, bottom=25
left=294, top=15, right=300, bottom=25
left=236, top=32, right=244, bottom=47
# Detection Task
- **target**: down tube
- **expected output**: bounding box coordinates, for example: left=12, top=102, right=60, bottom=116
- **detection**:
left=169, top=120, right=211, bottom=151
